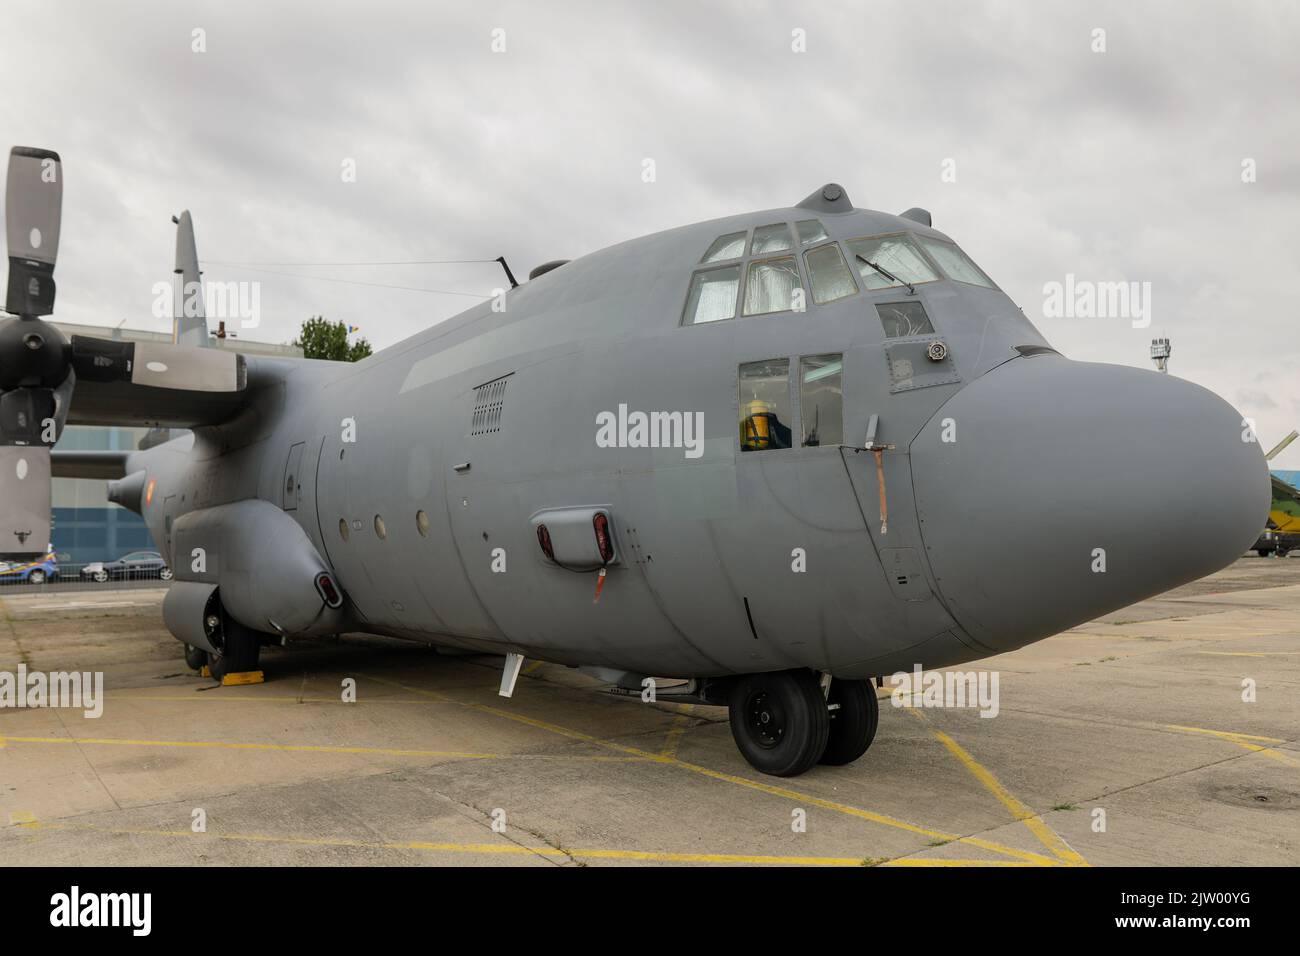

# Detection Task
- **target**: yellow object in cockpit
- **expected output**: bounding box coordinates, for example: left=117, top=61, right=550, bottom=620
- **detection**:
left=741, top=397, right=775, bottom=451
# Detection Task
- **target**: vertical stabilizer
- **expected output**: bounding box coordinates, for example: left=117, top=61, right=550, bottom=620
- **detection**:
left=172, top=210, right=210, bottom=347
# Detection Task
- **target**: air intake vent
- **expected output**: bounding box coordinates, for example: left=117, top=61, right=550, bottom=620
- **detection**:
left=470, top=374, right=511, bottom=435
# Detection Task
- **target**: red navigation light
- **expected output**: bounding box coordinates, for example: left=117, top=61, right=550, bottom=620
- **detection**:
left=315, top=571, right=343, bottom=609
left=536, top=523, right=555, bottom=561
left=592, top=512, right=613, bottom=564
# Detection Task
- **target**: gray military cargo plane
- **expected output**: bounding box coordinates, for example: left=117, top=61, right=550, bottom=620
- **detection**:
left=0, top=147, right=1270, bottom=776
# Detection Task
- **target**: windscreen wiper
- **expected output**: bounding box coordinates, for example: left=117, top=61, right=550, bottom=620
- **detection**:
left=856, top=254, right=915, bottom=296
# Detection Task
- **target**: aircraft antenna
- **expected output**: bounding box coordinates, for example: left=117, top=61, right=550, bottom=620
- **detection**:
left=495, top=256, right=519, bottom=289
left=1150, top=337, right=1171, bottom=373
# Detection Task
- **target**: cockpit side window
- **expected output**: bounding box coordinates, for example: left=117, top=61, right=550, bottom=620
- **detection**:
left=682, top=265, right=741, bottom=325
left=742, top=257, right=801, bottom=316
left=876, top=301, right=935, bottom=338
left=804, top=243, right=857, bottom=304
left=684, top=224, right=810, bottom=325
left=750, top=223, right=794, bottom=256
left=845, top=234, right=938, bottom=290
left=796, top=219, right=829, bottom=245
left=701, top=231, right=747, bottom=263
left=739, top=359, right=792, bottom=452
left=800, top=354, right=843, bottom=447
left=915, top=236, right=996, bottom=288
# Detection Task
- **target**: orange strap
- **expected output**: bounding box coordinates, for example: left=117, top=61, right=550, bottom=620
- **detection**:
left=873, top=448, right=888, bottom=535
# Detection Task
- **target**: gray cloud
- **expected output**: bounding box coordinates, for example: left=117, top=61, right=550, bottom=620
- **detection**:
left=1, top=0, right=1297, bottom=463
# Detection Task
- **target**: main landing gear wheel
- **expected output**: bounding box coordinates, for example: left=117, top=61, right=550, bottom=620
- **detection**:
left=207, top=613, right=262, bottom=681
left=819, top=678, right=879, bottom=765
left=183, top=643, right=208, bottom=671
left=728, top=669, right=829, bottom=777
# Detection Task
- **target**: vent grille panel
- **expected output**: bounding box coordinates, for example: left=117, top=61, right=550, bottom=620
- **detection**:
left=471, top=375, right=511, bottom=435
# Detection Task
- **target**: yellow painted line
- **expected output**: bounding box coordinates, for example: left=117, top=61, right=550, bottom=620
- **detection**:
left=0, top=735, right=496, bottom=760
left=0, top=733, right=651, bottom=764
left=905, top=709, right=1088, bottom=867
left=1165, top=724, right=1299, bottom=766
left=1196, top=651, right=1300, bottom=657
left=16, top=821, right=868, bottom=865
left=362, top=673, right=1061, bottom=867
left=8, top=810, right=35, bottom=825
left=660, top=705, right=694, bottom=758
left=522, top=661, right=545, bottom=675
left=1165, top=724, right=1284, bottom=744
left=882, top=858, right=1037, bottom=867
left=105, top=694, right=455, bottom=705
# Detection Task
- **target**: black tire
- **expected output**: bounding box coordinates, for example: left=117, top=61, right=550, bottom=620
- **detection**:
left=728, top=670, right=829, bottom=777
left=207, top=613, right=262, bottom=681
left=183, top=643, right=208, bottom=671
left=819, top=678, right=879, bottom=765
left=1278, top=548, right=1291, bottom=558
left=1257, top=549, right=1269, bottom=557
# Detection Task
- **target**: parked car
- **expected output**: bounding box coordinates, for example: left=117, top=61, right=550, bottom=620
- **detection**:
left=81, top=550, right=175, bottom=582
left=0, top=551, right=59, bottom=585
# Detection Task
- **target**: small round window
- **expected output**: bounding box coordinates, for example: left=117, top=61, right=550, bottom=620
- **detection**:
left=338, top=518, right=349, bottom=542
left=374, top=515, right=387, bottom=540
left=416, top=510, right=430, bottom=537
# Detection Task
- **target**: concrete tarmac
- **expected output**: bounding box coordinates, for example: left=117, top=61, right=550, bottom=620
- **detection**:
left=1, top=558, right=1296, bottom=866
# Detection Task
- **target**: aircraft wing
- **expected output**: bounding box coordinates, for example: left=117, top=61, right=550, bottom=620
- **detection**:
left=63, top=354, right=259, bottom=429
left=49, top=449, right=130, bottom=480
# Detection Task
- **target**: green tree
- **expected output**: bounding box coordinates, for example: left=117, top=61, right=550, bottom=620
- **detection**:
left=292, top=316, right=373, bottom=362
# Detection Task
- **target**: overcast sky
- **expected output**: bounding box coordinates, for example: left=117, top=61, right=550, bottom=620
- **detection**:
left=3, top=0, right=1298, bottom=464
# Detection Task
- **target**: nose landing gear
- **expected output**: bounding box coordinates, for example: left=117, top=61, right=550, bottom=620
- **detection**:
left=180, top=605, right=264, bottom=681
left=727, top=670, right=878, bottom=776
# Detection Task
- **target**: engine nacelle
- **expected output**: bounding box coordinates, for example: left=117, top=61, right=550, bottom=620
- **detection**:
left=170, top=499, right=346, bottom=637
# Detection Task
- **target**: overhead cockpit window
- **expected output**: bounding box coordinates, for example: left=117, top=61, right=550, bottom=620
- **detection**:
left=916, top=236, right=996, bottom=288
left=876, top=301, right=935, bottom=338
left=739, top=359, right=792, bottom=452
left=682, top=266, right=740, bottom=324
left=796, top=219, right=829, bottom=245
left=845, top=235, right=938, bottom=290
left=701, top=231, right=747, bottom=263
left=804, top=243, right=857, bottom=304
left=743, top=257, right=802, bottom=316
left=800, top=354, right=843, bottom=447
left=750, top=223, right=794, bottom=256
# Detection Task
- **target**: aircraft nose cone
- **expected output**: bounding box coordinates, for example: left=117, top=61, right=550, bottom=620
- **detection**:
left=911, top=356, right=1270, bottom=653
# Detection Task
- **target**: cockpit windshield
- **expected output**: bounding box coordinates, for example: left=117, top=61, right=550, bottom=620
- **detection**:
left=915, top=236, right=995, bottom=288
left=845, top=235, right=938, bottom=290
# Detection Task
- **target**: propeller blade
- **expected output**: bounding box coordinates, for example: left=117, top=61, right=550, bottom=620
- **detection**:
left=0, top=445, right=51, bottom=556
left=5, top=147, right=63, bottom=316
left=1265, top=430, right=1298, bottom=462
left=69, top=335, right=246, bottom=392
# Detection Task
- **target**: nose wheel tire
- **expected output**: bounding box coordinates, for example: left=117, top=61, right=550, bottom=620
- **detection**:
left=207, top=613, right=262, bottom=681
left=819, top=678, right=879, bottom=765
left=183, top=643, right=208, bottom=671
left=728, top=670, right=829, bottom=777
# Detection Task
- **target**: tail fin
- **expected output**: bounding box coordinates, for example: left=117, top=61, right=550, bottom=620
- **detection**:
left=172, top=210, right=210, bottom=347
